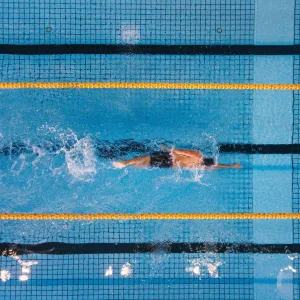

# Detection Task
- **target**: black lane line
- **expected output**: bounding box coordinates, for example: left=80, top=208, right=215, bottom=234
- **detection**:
left=219, top=144, right=300, bottom=154
left=1, top=142, right=300, bottom=158
left=1, top=44, right=300, bottom=55
left=0, top=242, right=298, bottom=255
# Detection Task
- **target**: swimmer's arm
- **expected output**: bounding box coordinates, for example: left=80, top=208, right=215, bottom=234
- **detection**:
left=214, top=163, right=242, bottom=169
left=160, top=146, right=202, bottom=158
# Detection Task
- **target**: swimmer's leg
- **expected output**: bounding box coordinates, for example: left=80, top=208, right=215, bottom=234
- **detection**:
left=113, top=155, right=150, bottom=169
left=214, top=163, right=242, bottom=169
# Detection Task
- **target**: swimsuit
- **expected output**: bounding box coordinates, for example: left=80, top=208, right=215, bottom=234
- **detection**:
left=150, top=151, right=173, bottom=168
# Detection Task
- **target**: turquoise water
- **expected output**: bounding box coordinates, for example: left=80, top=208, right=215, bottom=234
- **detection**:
left=0, top=0, right=299, bottom=299
left=0, top=88, right=250, bottom=214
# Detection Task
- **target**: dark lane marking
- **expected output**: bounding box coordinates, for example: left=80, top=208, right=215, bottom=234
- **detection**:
left=0, top=242, right=298, bottom=255
left=1, top=142, right=300, bottom=158
left=1, top=44, right=300, bottom=55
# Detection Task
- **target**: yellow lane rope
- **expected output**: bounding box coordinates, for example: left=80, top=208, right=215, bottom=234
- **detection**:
left=0, top=213, right=300, bottom=220
left=0, top=82, right=300, bottom=90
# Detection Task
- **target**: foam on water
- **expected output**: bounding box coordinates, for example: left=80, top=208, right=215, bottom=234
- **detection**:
left=10, top=154, right=27, bottom=175
left=276, top=265, right=296, bottom=300
left=63, top=137, right=97, bottom=181
left=37, top=125, right=98, bottom=181
left=0, top=255, right=39, bottom=282
left=0, top=125, right=221, bottom=213
left=120, top=263, right=132, bottom=277
left=105, top=266, right=113, bottom=277
left=0, top=270, right=11, bottom=282
left=185, top=256, right=223, bottom=279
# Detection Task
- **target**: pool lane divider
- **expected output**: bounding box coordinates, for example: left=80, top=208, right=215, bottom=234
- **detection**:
left=2, top=44, right=300, bottom=55
left=0, top=82, right=299, bottom=90
left=0, top=213, right=300, bottom=220
left=0, top=242, right=299, bottom=255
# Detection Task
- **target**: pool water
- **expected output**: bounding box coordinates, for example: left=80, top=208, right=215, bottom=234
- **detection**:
left=0, top=0, right=299, bottom=299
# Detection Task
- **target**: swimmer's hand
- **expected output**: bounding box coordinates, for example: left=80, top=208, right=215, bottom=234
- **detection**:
left=233, top=163, right=242, bottom=169
left=113, top=161, right=126, bottom=169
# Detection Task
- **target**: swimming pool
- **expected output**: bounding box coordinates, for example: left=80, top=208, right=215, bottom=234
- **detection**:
left=0, top=0, right=299, bottom=299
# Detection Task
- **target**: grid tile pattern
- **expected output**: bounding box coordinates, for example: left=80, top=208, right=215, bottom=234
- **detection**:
left=0, top=220, right=253, bottom=245
left=0, top=220, right=254, bottom=300
left=296, top=0, right=300, bottom=44
left=0, top=54, right=254, bottom=83
left=0, top=253, right=254, bottom=300
left=0, top=0, right=256, bottom=298
left=0, top=0, right=255, bottom=45
left=293, top=56, right=300, bottom=299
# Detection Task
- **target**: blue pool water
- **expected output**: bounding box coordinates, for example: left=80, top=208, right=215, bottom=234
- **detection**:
left=0, top=0, right=299, bottom=299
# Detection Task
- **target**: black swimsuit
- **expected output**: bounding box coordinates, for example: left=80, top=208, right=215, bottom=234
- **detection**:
left=150, top=151, right=173, bottom=168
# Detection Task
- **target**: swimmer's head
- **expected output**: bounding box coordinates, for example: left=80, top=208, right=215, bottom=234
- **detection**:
left=203, top=157, right=215, bottom=167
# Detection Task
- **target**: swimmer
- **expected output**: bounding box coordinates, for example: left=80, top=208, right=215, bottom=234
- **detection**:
left=113, top=146, right=242, bottom=170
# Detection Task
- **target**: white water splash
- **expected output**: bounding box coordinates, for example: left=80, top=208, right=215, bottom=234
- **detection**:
left=288, top=255, right=298, bottom=261
left=10, top=154, right=27, bottom=175
left=280, top=266, right=296, bottom=273
left=120, top=263, right=132, bottom=277
left=276, top=266, right=295, bottom=299
left=105, top=266, right=113, bottom=277
left=41, top=126, right=97, bottom=181
left=185, top=257, right=223, bottom=279
left=32, top=145, right=46, bottom=167
left=12, top=255, right=38, bottom=282
left=19, top=275, right=29, bottom=281
left=186, top=265, right=201, bottom=276
left=0, top=270, right=11, bottom=282
left=64, top=137, right=97, bottom=181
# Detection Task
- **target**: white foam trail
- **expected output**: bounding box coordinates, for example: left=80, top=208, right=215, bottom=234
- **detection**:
left=120, top=263, right=132, bottom=277
left=64, top=136, right=97, bottom=181
left=0, top=270, right=11, bottom=282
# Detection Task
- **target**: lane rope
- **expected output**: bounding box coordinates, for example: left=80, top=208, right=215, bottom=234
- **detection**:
left=0, top=82, right=299, bottom=90
left=0, top=213, right=300, bottom=220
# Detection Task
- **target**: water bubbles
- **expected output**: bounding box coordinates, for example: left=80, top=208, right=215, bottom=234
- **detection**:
left=64, top=136, right=97, bottom=181
left=120, top=263, right=132, bottom=277
left=186, top=265, right=201, bottom=276
left=19, top=275, right=29, bottom=281
left=185, top=257, right=223, bottom=279
left=0, top=270, right=11, bottom=282
left=120, top=25, right=140, bottom=44
left=105, top=266, right=113, bottom=277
